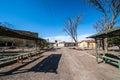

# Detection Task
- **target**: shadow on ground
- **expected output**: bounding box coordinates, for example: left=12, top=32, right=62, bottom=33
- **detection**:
left=0, top=55, right=44, bottom=76
left=104, top=54, right=120, bottom=68
left=30, top=54, right=62, bottom=74
left=0, top=54, right=62, bottom=76
left=98, top=53, right=120, bottom=68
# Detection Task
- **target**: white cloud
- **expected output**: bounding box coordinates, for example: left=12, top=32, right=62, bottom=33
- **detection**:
left=77, top=34, right=93, bottom=41
left=44, top=35, right=71, bottom=42
left=44, top=34, right=94, bottom=42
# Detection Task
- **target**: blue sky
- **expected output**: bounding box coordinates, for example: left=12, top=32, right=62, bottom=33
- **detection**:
left=0, top=0, right=102, bottom=42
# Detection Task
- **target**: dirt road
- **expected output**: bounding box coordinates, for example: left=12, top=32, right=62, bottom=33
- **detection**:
left=0, top=47, right=120, bottom=80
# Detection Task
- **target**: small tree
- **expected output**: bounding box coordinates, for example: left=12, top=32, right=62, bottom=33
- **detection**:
left=64, top=15, right=81, bottom=43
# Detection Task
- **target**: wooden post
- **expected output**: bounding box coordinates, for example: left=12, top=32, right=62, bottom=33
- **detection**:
left=118, top=61, right=120, bottom=73
left=101, top=38, right=105, bottom=56
left=95, top=38, right=99, bottom=63
left=22, top=39, right=25, bottom=52
left=35, top=40, right=37, bottom=51
left=17, top=55, right=23, bottom=64
left=17, top=56, right=20, bottom=63
left=101, top=38, right=106, bottom=63
left=27, top=53, right=32, bottom=60
left=21, top=55, right=23, bottom=63
left=33, top=40, right=38, bottom=57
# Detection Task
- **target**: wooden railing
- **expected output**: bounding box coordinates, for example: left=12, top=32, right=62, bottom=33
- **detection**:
left=0, top=50, right=40, bottom=63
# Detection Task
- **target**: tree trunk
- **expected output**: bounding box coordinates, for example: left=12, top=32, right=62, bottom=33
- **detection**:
left=104, top=38, right=108, bottom=53
left=75, top=42, right=78, bottom=46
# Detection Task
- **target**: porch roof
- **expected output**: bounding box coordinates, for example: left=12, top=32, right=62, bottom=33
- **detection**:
left=0, top=26, right=44, bottom=41
left=87, top=26, right=120, bottom=38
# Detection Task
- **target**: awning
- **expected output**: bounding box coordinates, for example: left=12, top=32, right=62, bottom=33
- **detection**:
left=87, top=26, right=120, bottom=38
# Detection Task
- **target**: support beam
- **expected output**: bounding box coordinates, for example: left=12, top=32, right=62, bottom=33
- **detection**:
left=101, top=38, right=106, bottom=63
left=95, top=38, right=99, bottom=63
left=35, top=40, right=37, bottom=51
left=101, top=38, right=105, bottom=56
left=118, top=61, right=120, bottom=73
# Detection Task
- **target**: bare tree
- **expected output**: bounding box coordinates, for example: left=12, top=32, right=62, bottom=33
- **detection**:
left=64, top=15, right=81, bottom=43
left=87, top=0, right=120, bottom=52
left=93, top=18, right=108, bottom=32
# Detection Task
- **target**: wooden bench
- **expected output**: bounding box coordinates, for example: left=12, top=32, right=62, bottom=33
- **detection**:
left=102, top=55, right=120, bottom=72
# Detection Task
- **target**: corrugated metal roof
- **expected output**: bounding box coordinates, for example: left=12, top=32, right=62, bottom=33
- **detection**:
left=87, top=26, right=120, bottom=38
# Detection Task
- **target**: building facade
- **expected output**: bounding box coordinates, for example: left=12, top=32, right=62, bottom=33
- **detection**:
left=78, top=40, right=95, bottom=49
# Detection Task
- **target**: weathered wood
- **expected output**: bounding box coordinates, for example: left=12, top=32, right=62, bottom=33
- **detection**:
left=88, top=26, right=120, bottom=73
left=95, top=38, right=99, bottom=63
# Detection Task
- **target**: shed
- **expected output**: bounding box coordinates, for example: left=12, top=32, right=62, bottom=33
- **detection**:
left=87, top=26, right=120, bottom=72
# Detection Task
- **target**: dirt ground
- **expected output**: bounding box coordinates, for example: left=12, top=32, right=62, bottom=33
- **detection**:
left=0, top=47, right=120, bottom=80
